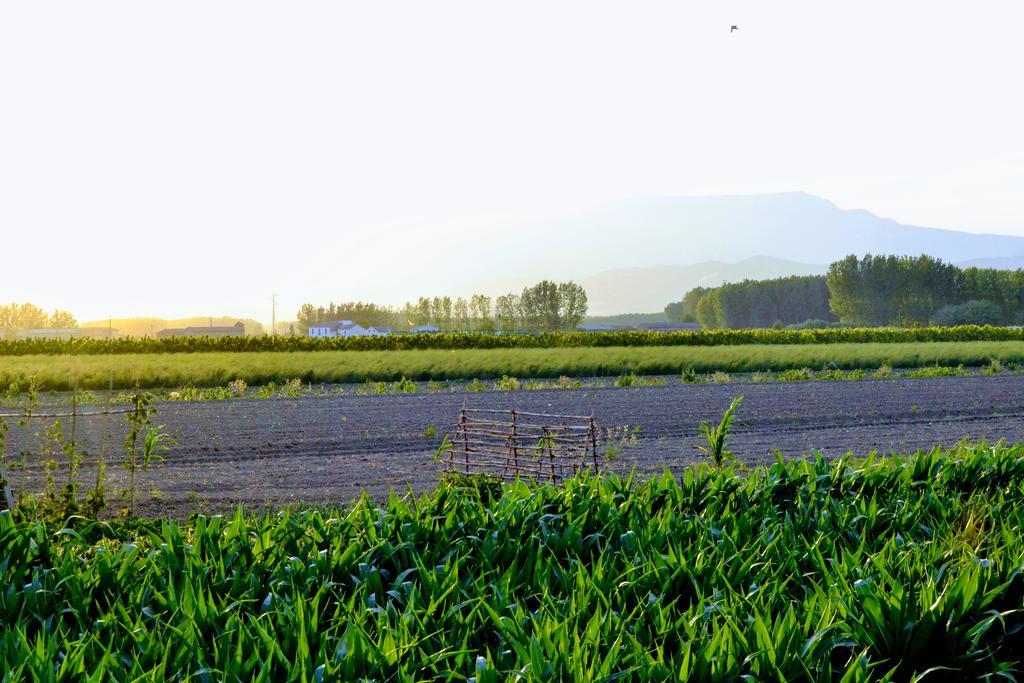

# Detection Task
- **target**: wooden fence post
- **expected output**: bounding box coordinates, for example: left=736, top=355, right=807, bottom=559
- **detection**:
left=510, top=410, right=520, bottom=479
left=544, top=425, right=557, bottom=483
left=459, top=409, right=468, bottom=473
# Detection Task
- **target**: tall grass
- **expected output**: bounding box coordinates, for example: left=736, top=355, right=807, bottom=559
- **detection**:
left=2, top=341, right=1024, bottom=390
left=3, top=443, right=1024, bottom=678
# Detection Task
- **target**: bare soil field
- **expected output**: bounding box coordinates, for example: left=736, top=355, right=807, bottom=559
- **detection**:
left=6, top=375, right=1024, bottom=516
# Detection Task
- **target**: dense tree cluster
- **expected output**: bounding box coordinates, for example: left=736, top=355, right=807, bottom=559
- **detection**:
left=0, top=303, right=78, bottom=336
left=663, top=255, right=1024, bottom=331
left=664, top=287, right=708, bottom=323
left=668, top=254, right=1024, bottom=329
left=828, top=254, right=1024, bottom=326
left=495, top=281, right=588, bottom=332
left=826, top=255, right=959, bottom=326
left=680, top=276, right=833, bottom=329
left=296, top=281, right=588, bottom=333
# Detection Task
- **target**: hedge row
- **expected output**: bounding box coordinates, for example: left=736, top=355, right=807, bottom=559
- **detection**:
left=3, top=325, right=1024, bottom=356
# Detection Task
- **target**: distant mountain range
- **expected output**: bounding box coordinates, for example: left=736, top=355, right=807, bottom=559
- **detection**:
left=527, top=192, right=1024, bottom=265
left=497, top=192, right=1024, bottom=314
left=956, top=256, right=1024, bottom=271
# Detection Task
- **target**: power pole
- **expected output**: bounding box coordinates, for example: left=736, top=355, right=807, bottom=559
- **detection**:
left=271, top=293, right=277, bottom=336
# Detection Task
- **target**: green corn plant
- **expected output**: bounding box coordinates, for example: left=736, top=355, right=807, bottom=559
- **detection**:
left=122, top=386, right=173, bottom=515
left=696, top=396, right=743, bottom=468
left=2, top=440, right=1024, bottom=678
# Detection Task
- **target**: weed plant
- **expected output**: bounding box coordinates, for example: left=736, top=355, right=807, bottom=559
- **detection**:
left=601, top=425, right=641, bottom=460
left=614, top=373, right=666, bottom=388
left=494, top=375, right=521, bottom=391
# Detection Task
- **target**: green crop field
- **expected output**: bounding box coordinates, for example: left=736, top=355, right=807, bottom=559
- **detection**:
left=4, top=443, right=1024, bottom=679
left=3, top=340, right=1024, bottom=390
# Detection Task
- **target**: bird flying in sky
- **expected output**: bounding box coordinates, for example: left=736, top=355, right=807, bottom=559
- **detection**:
left=730, top=25, right=739, bottom=32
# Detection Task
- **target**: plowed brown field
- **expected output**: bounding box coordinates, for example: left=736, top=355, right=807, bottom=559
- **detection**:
left=6, top=375, right=1024, bottom=516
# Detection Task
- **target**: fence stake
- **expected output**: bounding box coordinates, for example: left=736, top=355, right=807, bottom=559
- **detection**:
left=510, top=410, right=520, bottom=479
left=445, top=409, right=599, bottom=483
left=460, top=409, right=469, bottom=474
left=545, top=425, right=557, bottom=483
left=69, top=378, right=78, bottom=488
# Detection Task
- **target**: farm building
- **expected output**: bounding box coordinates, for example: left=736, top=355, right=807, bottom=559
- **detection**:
left=156, top=322, right=245, bottom=338
left=307, top=320, right=388, bottom=338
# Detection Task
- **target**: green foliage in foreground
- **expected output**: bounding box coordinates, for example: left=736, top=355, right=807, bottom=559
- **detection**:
left=5, top=444, right=1024, bottom=680
left=4, top=340, right=1024, bottom=390
left=5, top=325, right=1024, bottom=356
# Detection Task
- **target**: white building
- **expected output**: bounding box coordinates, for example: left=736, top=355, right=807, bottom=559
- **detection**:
left=307, top=320, right=389, bottom=338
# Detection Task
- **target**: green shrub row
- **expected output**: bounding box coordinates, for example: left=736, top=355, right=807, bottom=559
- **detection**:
left=4, top=324, right=1024, bottom=355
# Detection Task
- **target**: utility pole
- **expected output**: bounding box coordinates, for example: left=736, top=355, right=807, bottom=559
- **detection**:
left=271, top=293, right=277, bottom=336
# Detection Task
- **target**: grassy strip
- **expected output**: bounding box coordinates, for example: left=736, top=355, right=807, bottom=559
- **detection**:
left=1, top=361, right=1011, bottom=406
left=4, top=324, right=1024, bottom=355
left=4, top=443, right=1024, bottom=678
left=3, top=341, right=1024, bottom=390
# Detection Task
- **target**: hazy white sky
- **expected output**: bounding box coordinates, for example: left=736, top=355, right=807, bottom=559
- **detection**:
left=2, top=1, right=1022, bottom=322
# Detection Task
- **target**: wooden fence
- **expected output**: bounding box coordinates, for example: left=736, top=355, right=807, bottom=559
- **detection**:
left=443, top=409, right=600, bottom=482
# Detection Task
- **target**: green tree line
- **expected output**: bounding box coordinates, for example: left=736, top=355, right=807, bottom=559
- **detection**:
left=296, top=281, right=588, bottom=333
left=828, top=254, right=1024, bottom=326
left=667, top=254, right=1024, bottom=329
left=666, top=276, right=833, bottom=329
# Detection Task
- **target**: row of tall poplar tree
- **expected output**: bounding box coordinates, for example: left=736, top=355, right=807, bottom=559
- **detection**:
left=296, top=280, right=588, bottom=333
